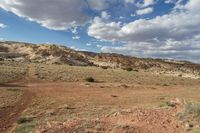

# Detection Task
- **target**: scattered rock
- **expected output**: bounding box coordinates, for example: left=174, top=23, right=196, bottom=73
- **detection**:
left=112, top=112, right=120, bottom=117
left=46, top=109, right=56, bottom=116
left=185, top=123, right=193, bottom=130
left=120, top=84, right=129, bottom=88
left=111, top=95, right=118, bottom=98
left=121, top=109, right=132, bottom=113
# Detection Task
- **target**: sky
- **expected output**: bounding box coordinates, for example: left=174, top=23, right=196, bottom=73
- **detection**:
left=0, top=0, right=200, bottom=63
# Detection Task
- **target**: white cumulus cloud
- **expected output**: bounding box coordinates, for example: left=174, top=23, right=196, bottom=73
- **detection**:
left=0, top=0, right=111, bottom=31
left=0, top=23, right=6, bottom=28
left=88, top=0, right=200, bottom=63
left=86, top=43, right=92, bottom=46
left=143, top=0, right=155, bottom=7
left=136, top=7, right=153, bottom=15
left=125, top=0, right=136, bottom=4
left=136, top=0, right=156, bottom=8
left=101, top=11, right=111, bottom=20
left=0, top=0, right=91, bottom=31
left=72, top=36, right=80, bottom=40
left=87, top=0, right=108, bottom=10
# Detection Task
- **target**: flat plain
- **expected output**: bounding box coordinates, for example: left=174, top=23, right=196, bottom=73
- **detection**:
left=0, top=61, right=200, bottom=133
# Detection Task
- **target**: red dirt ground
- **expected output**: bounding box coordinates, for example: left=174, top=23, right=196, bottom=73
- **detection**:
left=0, top=65, right=190, bottom=133
left=0, top=88, right=33, bottom=133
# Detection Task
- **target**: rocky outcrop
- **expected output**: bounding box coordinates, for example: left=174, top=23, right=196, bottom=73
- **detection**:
left=0, top=41, right=200, bottom=78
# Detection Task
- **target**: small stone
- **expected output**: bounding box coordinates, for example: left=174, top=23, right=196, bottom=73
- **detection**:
left=185, top=123, right=193, bottom=130
left=46, top=109, right=56, bottom=116
left=113, top=112, right=120, bottom=117
left=122, top=109, right=132, bottom=113
left=47, top=121, right=52, bottom=128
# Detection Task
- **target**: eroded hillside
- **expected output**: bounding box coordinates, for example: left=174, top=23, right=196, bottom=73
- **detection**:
left=0, top=41, right=200, bottom=79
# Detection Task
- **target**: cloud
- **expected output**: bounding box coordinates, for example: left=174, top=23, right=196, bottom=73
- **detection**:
left=125, top=0, right=155, bottom=7
left=0, top=0, right=118, bottom=31
left=101, top=11, right=111, bottom=20
left=72, top=36, right=80, bottom=40
left=136, top=0, right=156, bottom=8
left=88, top=0, right=200, bottom=63
left=71, top=26, right=78, bottom=34
left=70, top=46, right=86, bottom=51
left=88, top=16, right=121, bottom=42
left=101, top=46, right=200, bottom=63
left=164, top=0, right=175, bottom=4
left=0, top=0, right=91, bottom=30
left=125, top=0, right=135, bottom=4
left=97, top=44, right=102, bottom=48
left=136, top=7, right=153, bottom=15
left=0, top=0, right=109, bottom=31
left=143, top=0, right=155, bottom=7
left=0, top=23, right=6, bottom=28
left=0, top=38, right=5, bottom=41
left=86, top=0, right=108, bottom=10
left=86, top=43, right=92, bottom=46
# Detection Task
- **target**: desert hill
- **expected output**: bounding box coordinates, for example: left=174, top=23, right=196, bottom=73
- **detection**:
left=1, top=41, right=200, bottom=133
left=0, top=41, right=200, bottom=79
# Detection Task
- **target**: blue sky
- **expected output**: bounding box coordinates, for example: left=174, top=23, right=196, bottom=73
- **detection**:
left=0, top=0, right=200, bottom=63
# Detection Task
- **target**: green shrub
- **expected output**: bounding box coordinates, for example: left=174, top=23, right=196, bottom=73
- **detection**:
left=123, top=67, right=133, bottom=71
left=162, top=84, right=169, bottom=86
left=101, top=66, right=108, bottom=69
left=7, top=88, right=20, bottom=92
left=178, top=102, right=200, bottom=124
left=15, top=123, right=35, bottom=133
left=185, top=102, right=200, bottom=118
left=133, top=69, right=139, bottom=72
left=85, top=77, right=95, bottom=82
left=159, top=101, right=176, bottom=108
left=17, top=117, right=32, bottom=124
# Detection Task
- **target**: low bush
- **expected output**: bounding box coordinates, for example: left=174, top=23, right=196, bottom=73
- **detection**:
left=101, top=66, right=108, bottom=69
left=123, top=67, right=133, bottom=71
left=85, top=77, right=95, bottom=82
left=17, top=117, right=32, bottom=124
left=178, top=102, right=200, bottom=126
left=159, top=101, right=176, bottom=108
left=185, top=102, right=200, bottom=118
left=162, top=84, right=169, bottom=86
left=7, top=88, right=21, bottom=92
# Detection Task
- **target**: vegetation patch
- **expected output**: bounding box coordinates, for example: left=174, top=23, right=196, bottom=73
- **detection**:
left=181, top=102, right=200, bottom=120
left=101, top=66, right=109, bottom=69
left=7, top=88, right=21, bottom=92
left=162, top=84, right=169, bottom=86
left=178, top=102, right=200, bottom=132
left=15, top=123, right=35, bottom=133
left=85, top=77, right=95, bottom=82
left=123, top=67, right=133, bottom=71
left=17, top=117, right=33, bottom=124
left=159, top=101, right=176, bottom=108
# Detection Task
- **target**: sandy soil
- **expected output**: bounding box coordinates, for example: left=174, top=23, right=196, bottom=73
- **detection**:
left=0, top=64, right=200, bottom=133
left=0, top=88, right=33, bottom=133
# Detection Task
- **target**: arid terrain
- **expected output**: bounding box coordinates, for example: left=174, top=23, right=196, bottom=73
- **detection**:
left=0, top=41, right=200, bottom=133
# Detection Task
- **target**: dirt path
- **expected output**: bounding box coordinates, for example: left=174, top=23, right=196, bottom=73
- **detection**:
left=0, top=89, right=33, bottom=133
left=0, top=65, right=189, bottom=133
left=0, top=65, right=37, bottom=133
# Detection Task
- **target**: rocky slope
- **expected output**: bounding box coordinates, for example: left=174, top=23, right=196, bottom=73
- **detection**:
left=0, top=41, right=200, bottom=79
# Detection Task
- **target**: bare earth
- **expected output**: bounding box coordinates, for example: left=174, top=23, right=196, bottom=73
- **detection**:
left=0, top=63, right=200, bottom=133
left=0, top=88, right=33, bottom=132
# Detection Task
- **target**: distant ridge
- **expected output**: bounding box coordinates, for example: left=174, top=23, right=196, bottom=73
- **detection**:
left=0, top=41, right=200, bottom=79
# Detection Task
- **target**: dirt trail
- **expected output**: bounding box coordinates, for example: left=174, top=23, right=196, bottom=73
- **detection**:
left=26, top=64, right=38, bottom=82
left=0, top=65, right=188, bottom=133
left=0, top=89, right=33, bottom=133
left=0, top=65, right=36, bottom=133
